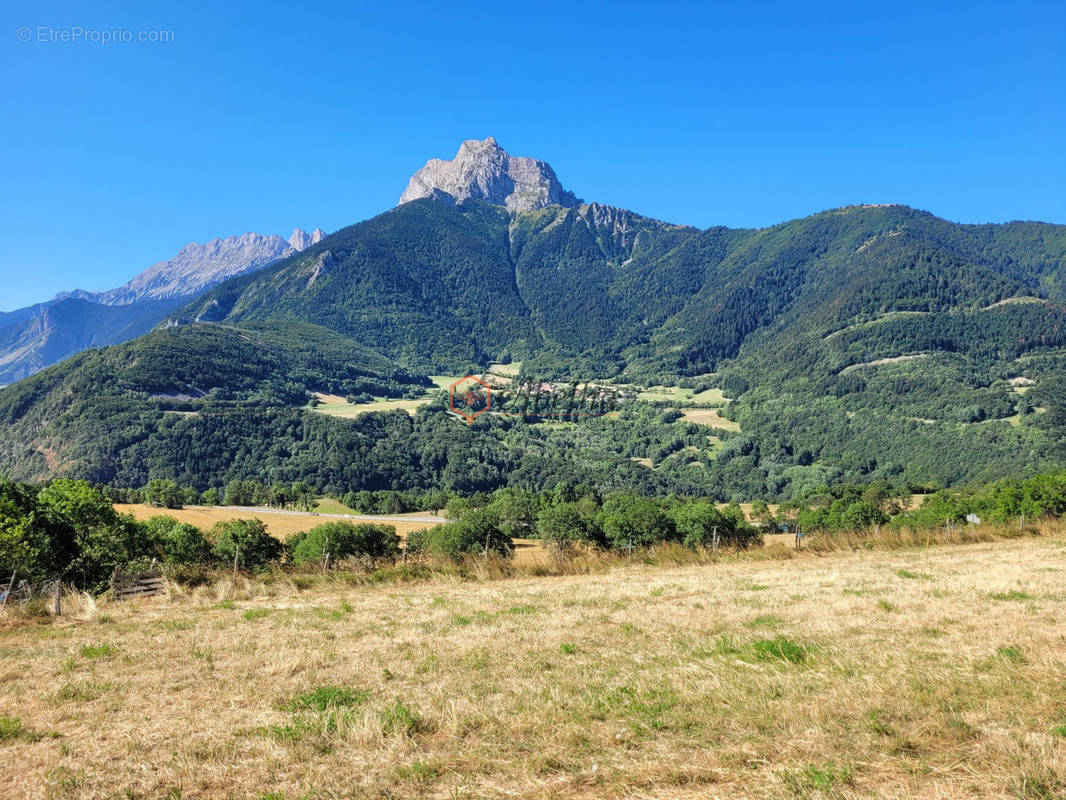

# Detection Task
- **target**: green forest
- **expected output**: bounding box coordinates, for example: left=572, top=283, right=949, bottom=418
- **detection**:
left=2, top=200, right=1066, bottom=505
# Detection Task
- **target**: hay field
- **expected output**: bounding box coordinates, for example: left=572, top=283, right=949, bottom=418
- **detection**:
left=636, top=385, right=696, bottom=403
left=688, top=388, right=728, bottom=405
left=311, top=393, right=433, bottom=418
left=115, top=504, right=549, bottom=565
left=681, top=407, right=742, bottom=431
left=3, top=533, right=1066, bottom=798
left=114, top=504, right=440, bottom=540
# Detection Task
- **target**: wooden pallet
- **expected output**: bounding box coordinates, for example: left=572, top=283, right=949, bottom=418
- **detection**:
left=110, top=569, right=166, bottom=600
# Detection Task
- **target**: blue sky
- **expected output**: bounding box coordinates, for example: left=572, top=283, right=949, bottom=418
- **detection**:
left=1, top=0, right=1064, bottom=310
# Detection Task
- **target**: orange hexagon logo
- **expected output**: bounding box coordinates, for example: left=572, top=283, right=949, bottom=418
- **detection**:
left=449, top=375, right=491, bottom=425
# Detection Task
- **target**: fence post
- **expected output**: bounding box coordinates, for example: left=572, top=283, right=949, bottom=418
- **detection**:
left=1, top=570, right=15, bottom=610
left=53, top=581, right=61, bottom=616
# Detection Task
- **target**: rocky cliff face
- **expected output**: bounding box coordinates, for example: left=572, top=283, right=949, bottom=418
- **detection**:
left=288, top=227, right=326, bottom=253
left=2, top=227, right=325, bottom=384
left=398, top=137, right=581, bottom=212
left=61, top=229, right=324, bottom=306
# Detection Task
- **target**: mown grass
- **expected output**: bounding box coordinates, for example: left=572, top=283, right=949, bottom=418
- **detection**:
left=2, top=531, right=1066, bottom=798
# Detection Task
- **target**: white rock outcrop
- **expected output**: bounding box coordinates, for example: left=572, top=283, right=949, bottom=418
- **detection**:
left=399, top=137, right=581, bottom=212
left=58, top=228, right=326, bottom=306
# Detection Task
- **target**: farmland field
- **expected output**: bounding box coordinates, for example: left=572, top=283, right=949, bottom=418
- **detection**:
left=636, top=384, right=696, bottom=403
left=114, top=504, right=441, bottom=540
left=310, top=393, right=433, bottom=418
left=687, top=388, right=728, bottom=405
left=3, top=532, right=1065, bottom=798
left=681, top=407, right=741, bottom=431
left=113, top=504, right=550, bottom=566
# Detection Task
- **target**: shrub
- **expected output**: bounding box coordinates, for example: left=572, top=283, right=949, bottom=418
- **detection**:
left=598, top=494, right=676, bottom=549
left=290, top=522, right=399, bottom=566
left=210, top=519, right=283, bottom=570
left=142, top=516, right=213, bottom=565
left=407, top=509, right=512, bottom=559
left=670, top=499, right=759, bottom=549
left=31, top=480, right=149, bottom=591
left=536, top=502, right=597, bottom=548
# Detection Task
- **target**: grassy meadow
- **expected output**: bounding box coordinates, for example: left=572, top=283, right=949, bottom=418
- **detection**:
left=311, top=393, right=434, bottom=419
left=2, top=530, right=1065, bottom=798
left=681, top=407, right=741, bottom=431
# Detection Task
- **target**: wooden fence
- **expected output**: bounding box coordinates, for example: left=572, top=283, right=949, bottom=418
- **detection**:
left=110, top=568, right=166, bottom=600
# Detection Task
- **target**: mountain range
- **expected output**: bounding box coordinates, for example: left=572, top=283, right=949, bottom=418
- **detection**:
left=2, top=138, right=1065, bottom=499
left=0, top=227, right=324, bottom=384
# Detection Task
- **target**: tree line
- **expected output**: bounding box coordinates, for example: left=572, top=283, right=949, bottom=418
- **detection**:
left=7, top=471, right=1066, bottom=594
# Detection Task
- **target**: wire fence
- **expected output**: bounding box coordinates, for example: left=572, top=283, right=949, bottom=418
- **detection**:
left=0, top=577, right=62, bottom=612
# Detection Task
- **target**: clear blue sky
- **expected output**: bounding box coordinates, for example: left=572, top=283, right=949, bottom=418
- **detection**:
left=2, top=0, right=1064, bottom=310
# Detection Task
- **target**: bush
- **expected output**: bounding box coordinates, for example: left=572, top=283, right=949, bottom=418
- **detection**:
left=670, top=500, right=759, bottom=549
left=36, top=480, right=148, bottom=591
left=210, top=519, right=283, bottom=570
left=407, top=508, right=512, bottom=559
left=598, top=494, right=676, bottom=549
left=142, top=516, right=213, bottom=565
left=536, top=502, right=599, bottom=548
left=290, top=521, right=399, bottom=566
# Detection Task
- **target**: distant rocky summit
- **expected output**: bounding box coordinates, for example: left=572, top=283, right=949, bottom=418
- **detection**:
left=59, top=228, right=326, bottom=306
left=287, top=227, right=326, bottom=253
left=398, top=137, right=581, bottom=212
left=1, top=227, right=324, bottom=384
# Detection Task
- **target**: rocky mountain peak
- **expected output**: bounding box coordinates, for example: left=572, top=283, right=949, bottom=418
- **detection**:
left=288, top=227, right=326, bottom=251
left=398, top=137, right=581, bottom=212
left=57, top=228, right=326, bottom=308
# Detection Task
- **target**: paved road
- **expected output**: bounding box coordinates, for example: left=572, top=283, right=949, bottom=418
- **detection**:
left=212, top=505, right=447, bottom=524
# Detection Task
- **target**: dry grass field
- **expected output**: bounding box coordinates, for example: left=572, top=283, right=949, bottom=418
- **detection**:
left=310, top=393, right=433, bottom=419
left=112, top=504, right=555, bottom=567
left=3, top=531, right=1066, bottom=799
left=113, top=504, right=440, bottom=541
left=681, top=407, right=742, bottom=431
left=636, top=385, right=696, bottom=403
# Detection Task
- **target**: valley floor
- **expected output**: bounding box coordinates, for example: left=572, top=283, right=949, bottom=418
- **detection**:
left=2, top=534, right=1066, bottom=798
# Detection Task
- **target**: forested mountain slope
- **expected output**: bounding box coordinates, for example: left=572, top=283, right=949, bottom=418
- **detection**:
left=0, top=322, right=428, bottom=483
left=183, top=198, right=700, bottom=371
left=4, top=138, right=1066, bottom=500
left=182, top=200, right=1066, bottom=378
